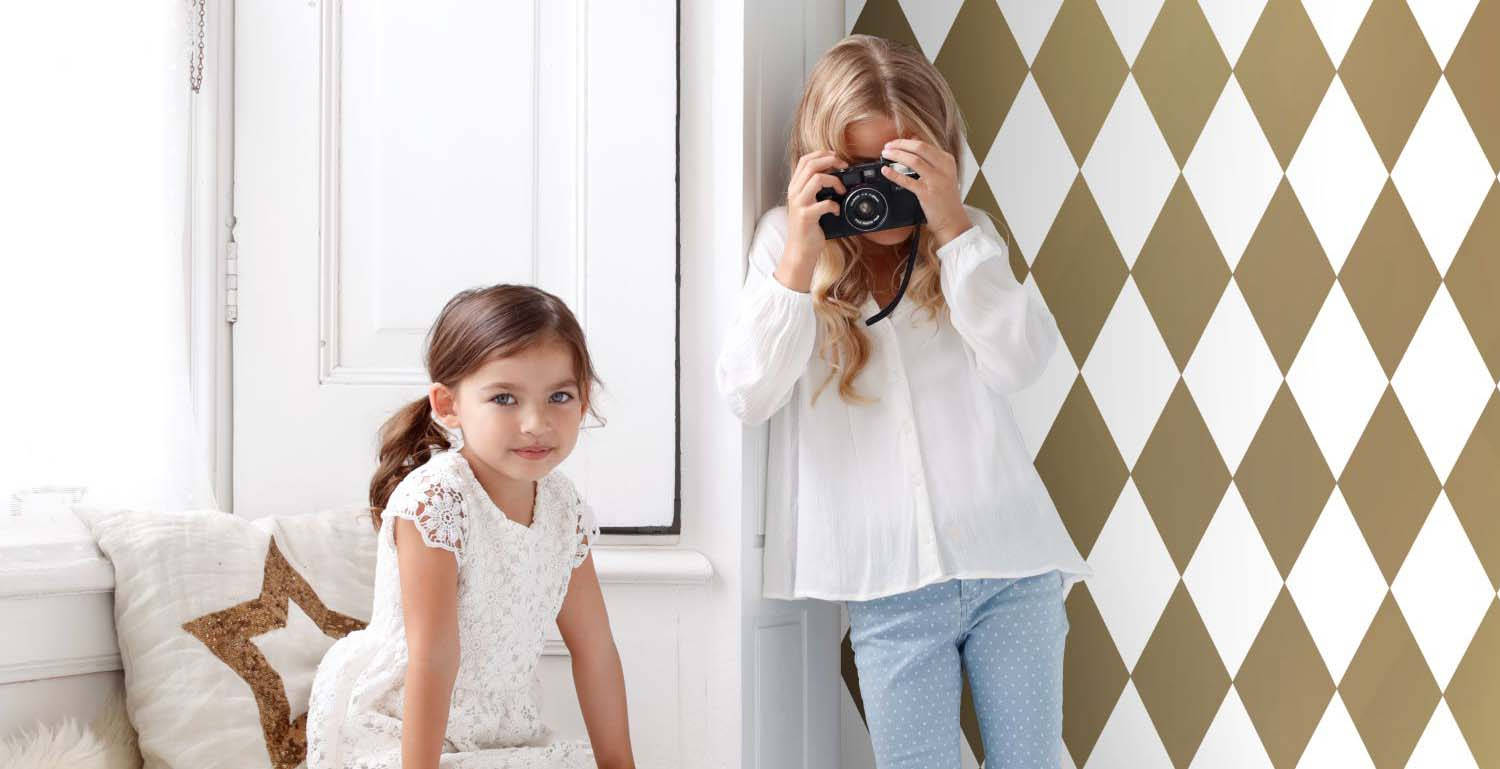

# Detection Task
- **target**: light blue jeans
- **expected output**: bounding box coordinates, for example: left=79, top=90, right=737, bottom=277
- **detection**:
left=845, top=571, right=1069, bottom=769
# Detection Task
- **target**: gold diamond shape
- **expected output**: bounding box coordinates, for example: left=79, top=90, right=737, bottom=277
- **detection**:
left=935, top=0, right=1029, bottom=160
left=1338, top=387, right=1442, bottom=583
left=1444, top=0, right=1500, bottom=173
left=1338, top=595, right=1442, bottom=769
left=1237, top=180, right=1337, bottom=374
left=1446, top=597, right=1500, bottom=769
left=1132, top=0, right=1232, bottom=166
left=1447, top=391, right=1500, bottom=589
left=1133, top=381, right=1232, bottom=572
left=1338, top=0, right=1442, bottom=169
left=1339, top=181, right=1440, bottom=377
left=1234, top=0, right=1336, bottom=168
left=1132, top=584, right=1232, bottom=768
left=964, top=171, right=1027, bottom=282
left=850, top=0, right=920, bottom=50
left=1235, top=589, right=1335, bottom=769
left=1446, top=182, right=1500, bottom=382
left=1062, top=584, right=1131, bottom=767
left=1236, top=385, right=1336, bottom=578
left=1031, top=0, right=1130, bottom=165
left=1036, top=378, right=1131, bottom=557
left=1134, top=177, right=1232, bottom=370
left=1032, top=177, right=1130, bottom=367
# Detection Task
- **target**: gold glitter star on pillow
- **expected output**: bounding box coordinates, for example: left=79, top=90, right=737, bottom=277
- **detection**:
left=182, top=539, right=366, bottom=769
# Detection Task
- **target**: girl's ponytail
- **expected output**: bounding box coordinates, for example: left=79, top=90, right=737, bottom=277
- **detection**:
left=368, top=395, right=451, bottom=529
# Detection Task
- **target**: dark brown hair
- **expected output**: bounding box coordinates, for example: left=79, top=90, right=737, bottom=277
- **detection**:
left=367, top=284, right=600, bottom=529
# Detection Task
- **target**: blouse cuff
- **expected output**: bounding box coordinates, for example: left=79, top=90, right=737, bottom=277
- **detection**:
left=934, top=222, right=1020, bottom=287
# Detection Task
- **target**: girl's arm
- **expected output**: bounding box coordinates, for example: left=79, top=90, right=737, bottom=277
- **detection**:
left=394, top=517, right=462, bottom=769
left=935, top=211, right=1062, bottom=393
left=715, top=207, right=820, bottom=425
left=556, top=552, right=634, bottom=769
left=878, top=138, right=1061, bottom=394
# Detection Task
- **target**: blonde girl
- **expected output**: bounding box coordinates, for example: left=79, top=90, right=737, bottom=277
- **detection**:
left=309, top=285, right=635, bottom=769
left=717, top=35, right=1092, bottom=768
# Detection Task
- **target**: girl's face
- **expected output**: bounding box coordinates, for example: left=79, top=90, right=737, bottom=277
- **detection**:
left=432, top=339, right=586, bottom=485
left=844, top=115, right=915, bottom=249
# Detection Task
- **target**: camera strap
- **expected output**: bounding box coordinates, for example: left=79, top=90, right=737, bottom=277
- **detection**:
left=865, top=225, right=919, bottom=326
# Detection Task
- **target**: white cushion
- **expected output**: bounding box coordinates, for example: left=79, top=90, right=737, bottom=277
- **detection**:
left=76, top=507, right=376, bottom=769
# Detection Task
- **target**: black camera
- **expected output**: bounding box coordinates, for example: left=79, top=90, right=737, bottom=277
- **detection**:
left=815, top=158, right=925, bottom=239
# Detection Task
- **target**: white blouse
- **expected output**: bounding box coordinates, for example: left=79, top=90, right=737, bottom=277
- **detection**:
left=717, top=205, right=1093, bottom=601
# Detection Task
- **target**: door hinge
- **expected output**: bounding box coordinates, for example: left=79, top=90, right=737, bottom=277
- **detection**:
left=226, top=219, right=239, bottom=324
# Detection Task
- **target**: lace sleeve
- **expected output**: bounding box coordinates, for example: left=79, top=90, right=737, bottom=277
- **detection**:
left=570, top=496, right=600, bottom=569
left=385, top=466, right=468, bottom=565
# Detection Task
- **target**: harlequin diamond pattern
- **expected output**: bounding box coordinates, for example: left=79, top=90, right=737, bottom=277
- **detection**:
left=851, top=2, right=1500, bottom=766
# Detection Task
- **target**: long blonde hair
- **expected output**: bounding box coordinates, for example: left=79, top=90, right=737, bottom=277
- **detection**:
left=790, top=34, right=966, bottom=405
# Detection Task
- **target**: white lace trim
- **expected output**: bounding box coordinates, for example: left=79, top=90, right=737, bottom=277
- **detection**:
left=570, top=498, right=600, bottom=569
left=385, top=458, right=468, bottom=564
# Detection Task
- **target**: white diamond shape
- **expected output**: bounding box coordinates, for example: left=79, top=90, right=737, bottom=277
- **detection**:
left=1082, top=75, right=1179, bottom=267
left=1392, top=78, right=1494, bottom=275
left=1095, top=0, right=1166, bottom=63
left=1183, top=281, right=1283, bottom=472
left=1008, top=278, right=1080, bottom=460
left=958, top=138, right=979, bottom=200
left=897, top=0, right=965, bottom=61
left=1183, top=486, right=1284, bottom=677
left=845, top=0, right=867, bottom=32
left=1407, top=700, right=1482, bottom=769
left=1189, top=688, right=1278, bottom=769
left=1197, top=0, right=1270, bottom=66
left=1083, top=682, right=1175, bottom=769
left=984, top=74, right=1079, bottom=265
left=997, top=0, right=1064, bottom=65
left=1286, top=77, right=1387, bottom=273
left=1295, top=693, right=1377, bottom=769
left=1391, top=286, right=1493, bottom=481
left=1391, top=492, right=1494, bottom=689
left=1408, top=0, right=1480, bottom=67
left=1082, top=278, right=1180, bottom=469
left=1183, top=76, right=1283, bottom=270
left=1300, top=0, right=1373, bottom=66
left=1285, top=284, right=1387, bottom=477
left=251, top=601, right=338, bottom=720
left=1286, top=488, right=1388, bottom=683
left=1086, top=479, right=1180, bottom=670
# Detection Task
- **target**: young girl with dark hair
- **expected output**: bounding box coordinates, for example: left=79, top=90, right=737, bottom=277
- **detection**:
left=309, top=284, right=635, bottom=769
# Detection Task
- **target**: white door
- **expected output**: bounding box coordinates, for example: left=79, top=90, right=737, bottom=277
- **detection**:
left=232, top=0, right=676, bottom=527
left=740, top=2, right=845, bottom=767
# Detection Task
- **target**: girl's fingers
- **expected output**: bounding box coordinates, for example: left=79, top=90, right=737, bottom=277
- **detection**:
left=790, top=152, right=843, bottom=196
left=883, top=139, right=954, bottom=174
left=878, top=147, right=937, bottom=178
left=799, top=173, right=844, bottom=201
left=814, top=199, right=840, bottom=218
left=881, top=164, right=922, bottom=193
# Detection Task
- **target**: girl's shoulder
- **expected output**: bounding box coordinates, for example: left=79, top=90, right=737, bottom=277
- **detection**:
left=541, top=469, right=585, bottom=515
left=748, top=206, right=790, bottom=274
left=387, top=449, right=470, bottom=513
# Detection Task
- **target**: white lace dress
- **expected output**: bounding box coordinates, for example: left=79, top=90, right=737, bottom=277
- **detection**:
left=306, top=448, right=600, bottom=769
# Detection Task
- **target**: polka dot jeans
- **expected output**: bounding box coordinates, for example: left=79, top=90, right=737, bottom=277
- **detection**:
left=845, top=571, right=1069, bottom=769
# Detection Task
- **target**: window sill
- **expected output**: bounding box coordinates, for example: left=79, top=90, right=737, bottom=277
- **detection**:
left=0, top=536, right=711, bottom=681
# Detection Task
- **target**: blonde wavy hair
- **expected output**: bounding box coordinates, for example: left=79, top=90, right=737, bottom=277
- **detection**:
left=790, top=34, right=966, bottom=405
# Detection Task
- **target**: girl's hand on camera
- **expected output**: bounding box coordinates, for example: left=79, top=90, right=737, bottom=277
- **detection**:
left=777, top=150, right=845, bottom=293
left=878, top=139, right=971, bottom=249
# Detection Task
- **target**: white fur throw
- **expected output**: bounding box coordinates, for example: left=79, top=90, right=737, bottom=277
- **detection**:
left=0, top=691, right=142, bottom=769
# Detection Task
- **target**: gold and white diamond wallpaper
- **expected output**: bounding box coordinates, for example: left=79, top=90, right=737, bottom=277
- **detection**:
left=838, top=1, right=1500, bottom=767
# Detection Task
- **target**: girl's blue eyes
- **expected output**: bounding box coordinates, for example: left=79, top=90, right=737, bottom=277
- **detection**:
left=489, top=392, right=575, bottom=406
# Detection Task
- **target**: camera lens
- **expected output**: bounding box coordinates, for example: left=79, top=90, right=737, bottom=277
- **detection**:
left=844, top=188, right=888, bottom=230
